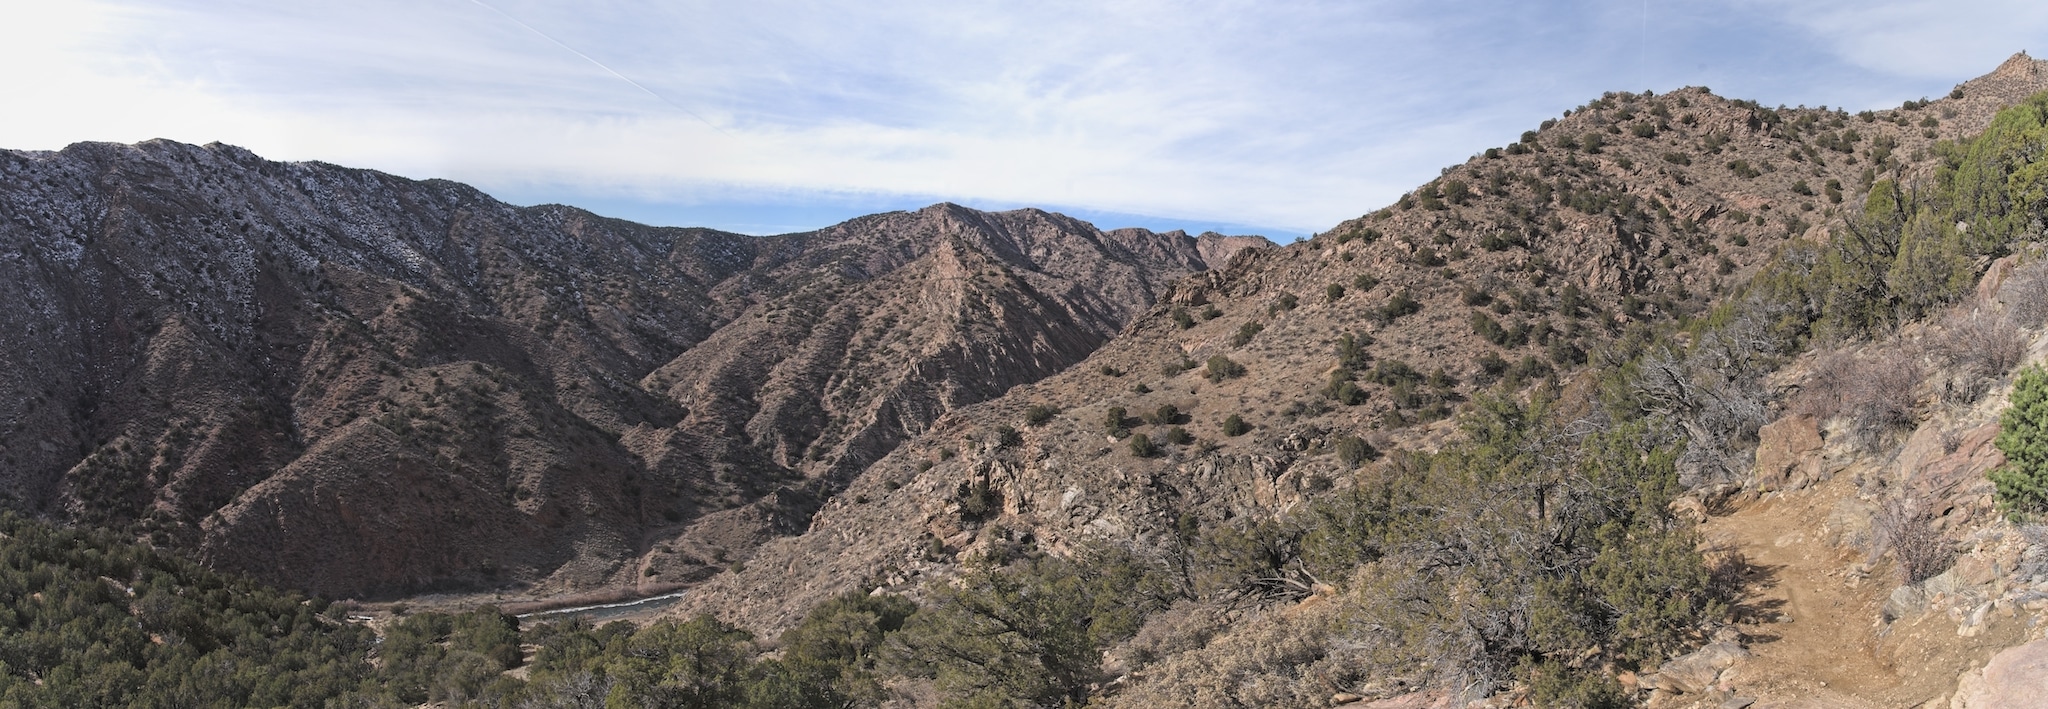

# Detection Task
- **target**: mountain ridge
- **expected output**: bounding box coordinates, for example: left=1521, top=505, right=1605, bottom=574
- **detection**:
left=0, top=139, right=1271, bottom=597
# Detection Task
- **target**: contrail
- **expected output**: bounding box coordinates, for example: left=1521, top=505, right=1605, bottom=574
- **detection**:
left=464, top=0, right=733, bottom=137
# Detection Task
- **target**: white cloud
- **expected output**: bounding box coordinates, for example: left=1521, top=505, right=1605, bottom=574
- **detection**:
left=1738, top=0, right=2048, bottom=81
left=0, top=0, right=2033, bottom=235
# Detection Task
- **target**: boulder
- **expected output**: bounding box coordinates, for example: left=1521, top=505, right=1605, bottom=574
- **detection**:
left=1755, top=415, right=1823, bottom=491
left=1883, top=584, right=1928, bottom=622
left=1654, top=641, right=1749, bottom=694
left=1975, top=254, right=2022, bottom=305
left=1950, top=639, right=2048, bottom=708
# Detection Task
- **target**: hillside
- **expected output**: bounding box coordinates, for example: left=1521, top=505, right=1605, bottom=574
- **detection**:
left=12, top=48, right=2048, bottom=709
left=656, top=53, right=2048, bottom=707
left=0, top=144, right=1263, bottom=599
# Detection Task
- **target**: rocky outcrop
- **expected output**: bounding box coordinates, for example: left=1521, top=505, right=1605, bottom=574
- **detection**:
left=1949, top=639, right=2048, bottom=709
left=1755, top=414, right=1823, bottom=491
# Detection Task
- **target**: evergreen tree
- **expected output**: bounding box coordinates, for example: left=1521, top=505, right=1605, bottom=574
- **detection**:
left=1993, top=366, right=2048, bottom=519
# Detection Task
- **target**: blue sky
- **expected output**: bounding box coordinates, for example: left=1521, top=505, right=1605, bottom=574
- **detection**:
left=3, top=1, right=2043, bottom=240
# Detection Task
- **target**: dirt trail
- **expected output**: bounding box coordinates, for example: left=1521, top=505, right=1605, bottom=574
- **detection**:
left=1698, top=476, right=2026, bottom=709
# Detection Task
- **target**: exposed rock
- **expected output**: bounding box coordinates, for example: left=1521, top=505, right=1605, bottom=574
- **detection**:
left=1754, top=414, right=1823, bottom=491
left=1973, top=254, right=2023, bottom=305
left=1949, top=639, right=2048, bottom=708
left=1651, top=641, right=1748, bottom=695
left=1883, top=583, right=1928, bottom=622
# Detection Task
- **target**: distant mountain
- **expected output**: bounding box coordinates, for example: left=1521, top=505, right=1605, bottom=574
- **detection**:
left=0, top=141, right=1268, bottom=598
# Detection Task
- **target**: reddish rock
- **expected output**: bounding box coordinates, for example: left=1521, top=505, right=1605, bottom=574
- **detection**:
left=1755, top=415, right=1823, bottom=491
left=1951, top=639, right=2048, bottom=708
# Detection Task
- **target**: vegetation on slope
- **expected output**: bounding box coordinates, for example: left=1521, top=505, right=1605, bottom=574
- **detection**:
left=14, top=79, right=2048, bottom=709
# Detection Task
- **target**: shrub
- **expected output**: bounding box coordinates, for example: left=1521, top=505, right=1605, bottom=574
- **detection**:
left=1353, top=273, right=1381, bottom=291
left=2000, top=262, right=2048, bottom=327
left=1164, top=427, right=1193, bottom=445
left=1099, top=364, right=1124, bottom=377
left=1557, top=284, right=1589, bottom=318
left=1024, top=404, right=1059, bottom=426
left=1367, top=359, right=1424, bottom=388
left=1929, top=309, right=2025, bottom=404
left=885, top=558, right=1129, bottom=707
left=1274, top=293, right=1299, bottom=312
left=1442, top=180, right=1473, bottom=205
left=957, top=479, right=1002, bottom=522
left=1795, top=350, right=1922, bottom=449
left=1104, top=406, right=1130, bottom=437
left=1336, top=332, right=1373, bottom=370
left=1332, top=435, right=1378, bottom=466
left=1230, top=322, right=1264, bottom=347
left=1171, top=307, right=1196, bottom=329
left=1205, top=355, right=1246, bottom=382
left=1505, top=355, right=1554, bottom=388
left=1161, top=356, right=1198, bottom=376
left=1471, top=312, right=1507, bottom=344
left=1200, top=305, right=1223, bottom=320
left=1372, top=291, right=1422, bottom=325
left=1547, top=338, right=1587, bottom=368
left=1145, top=404, right=1181, bottom=425
left=1874, top=492, right=1953, bottom=584
left=1993, top=366, right=2048, bottom=519
left=1326, top=283, right=1346, bottom=301
left=992, top=425, right=1023, bottom=449
left=1127, top=433, right=1157, bottom=458
left=1220, top=414, right=1250, bottom=436
left=1326, top=372, right=1368, bottom=406
left=1475, top=352, right=1510, bottom=384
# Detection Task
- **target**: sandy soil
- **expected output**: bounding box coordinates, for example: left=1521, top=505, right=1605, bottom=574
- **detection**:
left=1697, top=475, right=2027, bottom=709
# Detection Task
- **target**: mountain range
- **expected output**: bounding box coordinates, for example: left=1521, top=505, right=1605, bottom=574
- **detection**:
left=7, top=49, right=2048, bottom=709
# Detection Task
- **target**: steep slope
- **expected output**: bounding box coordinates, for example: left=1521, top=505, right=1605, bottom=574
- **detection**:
left=670, top=54, right=2048, bottom=646
left=0, top=141, right=1261, bottom=597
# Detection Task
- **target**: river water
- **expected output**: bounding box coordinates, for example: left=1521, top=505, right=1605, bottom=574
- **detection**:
left=514, top=590, right=688, bottom=623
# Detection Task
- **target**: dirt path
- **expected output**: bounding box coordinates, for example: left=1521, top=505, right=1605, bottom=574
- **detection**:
left=1698, top=475, right=2026, bottom=708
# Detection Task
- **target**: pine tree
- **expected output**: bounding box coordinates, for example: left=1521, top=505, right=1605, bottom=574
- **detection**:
left=1992, top=366, right=2048, bottom=519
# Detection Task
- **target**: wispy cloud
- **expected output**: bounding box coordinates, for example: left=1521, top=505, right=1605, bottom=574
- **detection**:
left=1, top=0, right=2039, bottom=236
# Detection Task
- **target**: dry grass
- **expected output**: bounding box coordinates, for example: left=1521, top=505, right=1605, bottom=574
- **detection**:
left=1793, top=348, right=1923, bottom=450
left=1927, top=308, right=2026, bottom=404
left=1873, top=492, right=1954, bottom=584
left=1999, top=260, right=2048, bottom=328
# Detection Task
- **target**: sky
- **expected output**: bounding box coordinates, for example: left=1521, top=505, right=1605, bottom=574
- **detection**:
left=2, top=1, right=2044, bottom=240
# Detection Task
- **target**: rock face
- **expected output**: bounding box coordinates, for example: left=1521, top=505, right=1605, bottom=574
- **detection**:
left=1754, top=414, right=1823, bottom=491
left=1643, top=641, right=1748, bottom=695
left=0, top=139, right=1260, bottom=597
left=1950, top=639, right=2048, bottom=709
